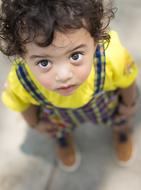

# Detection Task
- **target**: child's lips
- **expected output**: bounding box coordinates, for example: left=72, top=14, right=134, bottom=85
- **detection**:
left=57, top=85, right=75, bottom=90
left=56, top=84, right=78, bottom=94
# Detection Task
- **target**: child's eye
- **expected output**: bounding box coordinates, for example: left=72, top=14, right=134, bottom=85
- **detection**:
left=70, top=52, right=83, bottom=62
left=37, top=59, right=52, bottom=69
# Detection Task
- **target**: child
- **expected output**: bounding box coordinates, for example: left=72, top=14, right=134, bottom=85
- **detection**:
left=0, top=0, right=138, bottom=172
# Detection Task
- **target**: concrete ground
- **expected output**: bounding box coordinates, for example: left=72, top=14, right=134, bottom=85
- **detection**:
left=0, top=0, right=141, bottom=190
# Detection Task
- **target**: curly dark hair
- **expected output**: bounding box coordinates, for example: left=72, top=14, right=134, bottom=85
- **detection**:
left=0, top=0, right=115, bottom=56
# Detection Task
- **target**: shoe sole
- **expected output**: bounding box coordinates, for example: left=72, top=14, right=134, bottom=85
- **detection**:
left=113, top=140, right=136, bottom=167
left=57, top=149, right=81, bottom=172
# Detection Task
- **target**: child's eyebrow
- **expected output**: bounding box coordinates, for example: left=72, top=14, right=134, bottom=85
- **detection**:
left=65, top=44, right=87, bottom=54
left=30, top=44, right=87, bottom=60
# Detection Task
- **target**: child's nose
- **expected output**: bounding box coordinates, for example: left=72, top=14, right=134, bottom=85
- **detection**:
left=55, top=66, right=73, bottom=83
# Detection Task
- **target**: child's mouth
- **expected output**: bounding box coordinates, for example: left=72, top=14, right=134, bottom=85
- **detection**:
left=56, top=85, right=78, bottom=95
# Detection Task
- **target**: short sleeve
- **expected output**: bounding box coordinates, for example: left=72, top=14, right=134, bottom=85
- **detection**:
left=104, top=31, right=138, bottom=91
left=1, top=64, right=38, bottom=112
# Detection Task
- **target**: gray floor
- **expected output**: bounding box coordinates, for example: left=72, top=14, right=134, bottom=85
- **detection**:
left=0, top=0, right=141, bottom=190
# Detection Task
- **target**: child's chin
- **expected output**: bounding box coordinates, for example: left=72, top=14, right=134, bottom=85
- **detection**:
left=58, top=90, right=76, bottom=96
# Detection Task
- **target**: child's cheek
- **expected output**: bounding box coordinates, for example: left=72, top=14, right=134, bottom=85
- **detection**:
left=35, top=74, right=53, bottom=90
left=76, top=63, right=92, bottom=83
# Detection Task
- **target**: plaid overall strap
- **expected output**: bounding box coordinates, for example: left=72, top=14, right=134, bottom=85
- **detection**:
left=15, top=59, right=49, bottom=106
left=94, top=44, right=106, bottom=94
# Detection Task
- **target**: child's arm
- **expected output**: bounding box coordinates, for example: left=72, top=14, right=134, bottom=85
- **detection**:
left=21, top=104, right=53, bottom=133
left=21, top=104, right=39, bottom=126
left=118, top=81, right=137, bottom=120
left=119, top=81, right=137, bottom=106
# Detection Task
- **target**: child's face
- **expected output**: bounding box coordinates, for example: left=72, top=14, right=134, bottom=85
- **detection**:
left=24, top=28, right=97, bottom=96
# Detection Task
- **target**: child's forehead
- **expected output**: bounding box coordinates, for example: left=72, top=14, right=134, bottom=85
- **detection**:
left=52, top=28, right=90, bottom=48
left=25, top=28, right=94, bottom=56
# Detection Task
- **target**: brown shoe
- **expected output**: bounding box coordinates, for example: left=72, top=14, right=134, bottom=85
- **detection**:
left=113, top=127, right=135, bottom=165
left=56, top=133, right=81, bottom=172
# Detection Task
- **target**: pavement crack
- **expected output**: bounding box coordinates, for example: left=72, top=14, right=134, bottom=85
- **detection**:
left=44, top=165, right=58, bottom=190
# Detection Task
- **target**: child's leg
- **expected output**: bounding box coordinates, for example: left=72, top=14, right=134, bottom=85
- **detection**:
left=56, top=132, right=81, bottom=172
left=112, top=122, right=134, bottom=164
left=35, top=119, right=81, bottom=171
left=38, top=109, right=81, bottom=171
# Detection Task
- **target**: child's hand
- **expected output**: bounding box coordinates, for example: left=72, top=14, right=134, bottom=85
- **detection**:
left=35, top=120, right=58, bottom=135
left=116, top=102, right=137, bottom=121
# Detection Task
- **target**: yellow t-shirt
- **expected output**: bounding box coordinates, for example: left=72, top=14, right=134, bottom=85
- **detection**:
left=1, top=31, right=138, bottom=112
